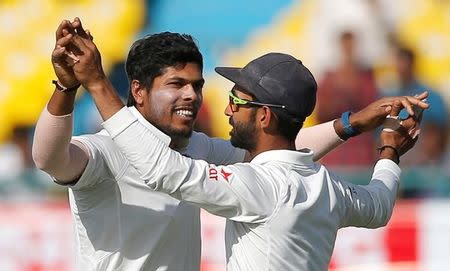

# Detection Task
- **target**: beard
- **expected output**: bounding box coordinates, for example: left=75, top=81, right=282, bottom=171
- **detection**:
left=146, top=109, right=196, bottom=140
left=157, top=122, right=194, bottom=139
left=229, top=110, right=258, bottom=151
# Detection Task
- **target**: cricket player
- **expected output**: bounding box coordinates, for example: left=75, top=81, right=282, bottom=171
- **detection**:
left=32, top=18, right=428, bottom=271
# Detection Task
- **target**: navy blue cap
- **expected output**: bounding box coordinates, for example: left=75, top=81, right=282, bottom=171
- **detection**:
left=215, top=53, right=317, bottom=123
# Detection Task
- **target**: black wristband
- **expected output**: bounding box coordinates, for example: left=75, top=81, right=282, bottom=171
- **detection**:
left=52, top=80, right=80, bottom=93
left=377, top=145, right=400, bottom=164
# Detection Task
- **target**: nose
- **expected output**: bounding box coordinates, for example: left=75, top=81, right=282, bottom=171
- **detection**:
left=224, top=103, right=233, bottom=116
left=181, top=84, right=200, bottom=102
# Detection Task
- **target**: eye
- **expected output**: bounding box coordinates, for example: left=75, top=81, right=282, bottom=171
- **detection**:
left=168, top=81, right=183, bottom=86
left=193, top=82, right=204, bottom=92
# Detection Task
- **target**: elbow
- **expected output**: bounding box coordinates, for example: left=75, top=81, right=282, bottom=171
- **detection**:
left=32, top=146, right=44, bottom=170
left=32, top=152, right=49, bottom=172
left=382, top=200, right=396, bottom=226
left=32, top=147, right=54, bottom=173
left=371, top=198, right=396, bottom=228
left=378, top=210, right=393, bottom=227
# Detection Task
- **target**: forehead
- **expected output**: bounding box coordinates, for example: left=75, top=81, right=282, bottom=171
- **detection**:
left=159, top=62, right=203, bottom=81
left=232, top=85, right=253, bottom=100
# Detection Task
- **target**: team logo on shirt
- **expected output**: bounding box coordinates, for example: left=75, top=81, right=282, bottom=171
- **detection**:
left=220, top=169, right=232, bottom=181
left=209, top=166, right=219, bottom=181
left=208, top=166, right=232, bottom=182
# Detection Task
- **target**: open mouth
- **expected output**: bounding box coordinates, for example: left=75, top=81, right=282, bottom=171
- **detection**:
left=174, top=109, right=195, bottom=118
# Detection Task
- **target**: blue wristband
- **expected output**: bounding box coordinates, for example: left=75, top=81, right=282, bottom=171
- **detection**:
left=341, top=111, right=361, bottom=139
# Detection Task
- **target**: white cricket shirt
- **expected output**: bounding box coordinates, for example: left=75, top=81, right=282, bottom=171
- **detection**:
left=103, top=107, right=402, bottom=271
left=67, top=107, right=245, bottom=271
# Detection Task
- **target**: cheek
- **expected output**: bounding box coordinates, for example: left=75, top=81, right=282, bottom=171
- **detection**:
left=149, top=89, right=177, bottom=109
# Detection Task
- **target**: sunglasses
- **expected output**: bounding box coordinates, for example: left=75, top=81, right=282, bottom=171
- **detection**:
left=228, top=91, right=286, bottom=112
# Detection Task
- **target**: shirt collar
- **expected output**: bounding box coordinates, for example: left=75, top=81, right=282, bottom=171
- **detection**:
left=251, top=148, right=315, bottom=166
left=128, top=106, right=172, bottom=146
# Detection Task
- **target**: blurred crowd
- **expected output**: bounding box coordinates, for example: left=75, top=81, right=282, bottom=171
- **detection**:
left=1, top=0, right=450, bottom=200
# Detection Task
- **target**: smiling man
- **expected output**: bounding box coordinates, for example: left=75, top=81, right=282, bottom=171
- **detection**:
left=32, top=18, right=428, bottom=271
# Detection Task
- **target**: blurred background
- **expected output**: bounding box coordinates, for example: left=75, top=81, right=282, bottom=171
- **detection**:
left=1, top=0, right=450, bottom=270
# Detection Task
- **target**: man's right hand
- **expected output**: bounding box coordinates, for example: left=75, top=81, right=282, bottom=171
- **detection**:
left=350, top=91, right=429, bottom=132
left=333, top=92, right=429, bottom=140
left=378, top=100, right=422, bottom=164
left=51, top=19, right=80, bottom=89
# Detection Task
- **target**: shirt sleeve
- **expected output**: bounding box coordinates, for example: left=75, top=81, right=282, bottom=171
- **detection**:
left=67, top=135, right=115, bottom=190
left=295, top=120, right=344, bottom=162
left=102, top=107, right=278, bottom=223
left=333, top=159, right=401, bottom=228
left=32, top=106, right=89, bottom=183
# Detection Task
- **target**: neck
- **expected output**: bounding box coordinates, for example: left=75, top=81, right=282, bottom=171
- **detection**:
left=169, top=136, right=189, bottom=150
left=247, top=135, right=295, bottom=160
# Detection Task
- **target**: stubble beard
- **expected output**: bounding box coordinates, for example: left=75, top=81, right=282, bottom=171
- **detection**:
left=229, top=110, right=258, bottom=151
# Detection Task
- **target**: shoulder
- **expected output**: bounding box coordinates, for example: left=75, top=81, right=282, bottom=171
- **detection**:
left=73, top=130, right=128, bottom=179
left=184, top=132, right=212, bottom=160
left=73, top=130, right=119, bottom=156
left=189, top=132, right=245, bottom=164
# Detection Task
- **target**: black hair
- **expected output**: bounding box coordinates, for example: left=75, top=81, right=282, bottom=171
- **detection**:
left=272, top=109, right=303, bottom=141
left=125, top=32, right=203, bottom=106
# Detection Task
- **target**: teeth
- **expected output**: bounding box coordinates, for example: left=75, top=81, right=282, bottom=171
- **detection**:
left=175, top=110, right=193, bottom=116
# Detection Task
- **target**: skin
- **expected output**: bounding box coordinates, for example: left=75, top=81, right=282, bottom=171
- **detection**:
left=130, top=64, right=205, bottom=149
left=226, top=88, right=259, bottom=152
left=225, top=87, right=295, bottom=160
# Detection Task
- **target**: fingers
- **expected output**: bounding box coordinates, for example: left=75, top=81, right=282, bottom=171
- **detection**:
left=85, top=29, right=94, bottom=41
left=385, top=95, right=429, bottom=116
left=403, top=95, right=429, bottom=114
left=54, top=31, right=81, bottom=62
left=414, top=91, right=429, bottom=101
left=73, top=17, right=89, bottom=39
left=389, top=100, right=402, bottom=118
left=55, top=30, right=76, bottom=48
left=72, top=29, right=96, bottom=51
left=55, top=20, right=74, bottom=40
left=52, top=45, right=67, bottom=60
left=383, top=100, right=405, bottom=133
left=53, top=35, right=76, bottom=60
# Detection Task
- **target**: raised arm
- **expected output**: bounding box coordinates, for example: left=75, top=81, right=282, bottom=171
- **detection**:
left=32, top=19, right=89, bottom=183
left=297, top=93, right=429, bottom=161
left=337, top=100, right=423, bottom=228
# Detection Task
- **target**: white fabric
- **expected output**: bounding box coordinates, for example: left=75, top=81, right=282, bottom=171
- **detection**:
left=104, top=107, right=401, bottom=271
left=295, top=120, right=344, bottom=161
left=32, top=107, right=89, bottom=182
left=42, top=106, right=244, bottom=271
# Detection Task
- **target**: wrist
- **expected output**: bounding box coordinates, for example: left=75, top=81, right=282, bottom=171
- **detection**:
left=52, top=80, right=80, bottom=93
left=335, top=111, right=361, bottom=140
left=377, top=145, right=400, bottom=164
left=85, top=77, right=111, bottom=94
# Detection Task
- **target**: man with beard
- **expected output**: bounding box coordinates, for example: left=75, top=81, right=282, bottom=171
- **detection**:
left=33, top=18, right=428, bottom=271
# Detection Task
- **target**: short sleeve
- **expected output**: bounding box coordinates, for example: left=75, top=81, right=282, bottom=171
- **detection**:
left=66, top=134, right=116, bottom=190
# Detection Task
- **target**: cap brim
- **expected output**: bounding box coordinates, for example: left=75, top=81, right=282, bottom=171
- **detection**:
left=215, top=67, right=243, bottom=86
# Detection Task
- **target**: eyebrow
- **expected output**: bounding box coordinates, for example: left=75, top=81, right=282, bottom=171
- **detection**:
left=231, top=87, right=252, bottom=100
left=167, top=77, right=205, bottom=85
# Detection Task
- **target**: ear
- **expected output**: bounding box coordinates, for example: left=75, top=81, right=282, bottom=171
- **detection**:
left=131, top=79, right=146, bottom=106
left=260, top=106, right=280, bottom=134
left=259, top=106, right=273, bottom=129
